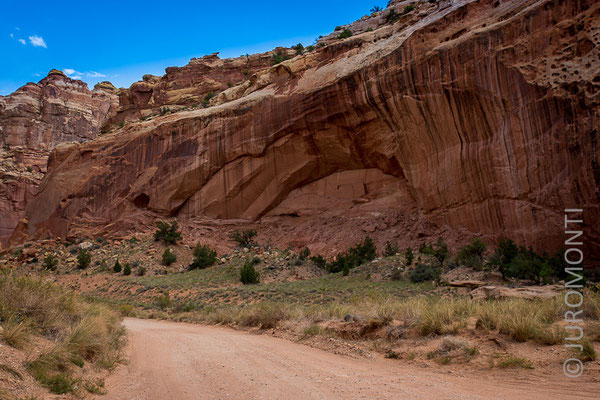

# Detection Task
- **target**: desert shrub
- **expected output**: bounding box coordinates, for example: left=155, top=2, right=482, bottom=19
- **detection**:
left=299, top=247, right=311, bottom=260
left=229, top=229, right=257, bottom=248
left=391, top=268, right=403, bottom=281
left=136, top=267, right=146, bottom=276
left=154, top=221, right=182, bottom=244
left=337, top=28, right=353, bottom=39
left=123, top=263, right=131, bottom=276
left=305, top=45, right=315, bottom=52
left=433, top=237, right=449, bottom=264
left=0, top=273, right=125, bottom=394
left=403, top=5, right=415, bottom=14
left=240, top=260, right=260, bottom=285
left=43, top=255, right=58, bottom=271
left=371, top=5, right=382, bottom=12
left=1, top=316, right=31, bottom=349
left=271, top=50, right=290, bottom=65
left=161, top=248, right=176, bottom=266
left=113, top=260, right=122, bottom=273
left=383, top=241, right=399, bottom=257
left=310, top=255, right=326, bottom=268
left=334, top=26, right=342, bottom=31
left=455, top=238, right=487, bottom=269
left=409, top=263, right=441, bottom=283
left=292, top=43, right=304, bottom=55
left=327, top=236, right=376, bottom=273
left=160, top=107, right=170, bottom=115
left=490, top=239, right=564, bottom=283
left=155, top=294, right=171, bottom=310
left=385, top=9, right=400, bottom=23
left=496, top=355, right=533, bottom=369
left=190, top=244, right=217, bottom=270
left=77, top=249, right=91, bottom=269
left=238, top=303, right=287, bottom=329
left=203, top=92, right=215, bottom=106
left=419, top=242, right=434, bottom=255
left=405, top=247, right=414, bottom=265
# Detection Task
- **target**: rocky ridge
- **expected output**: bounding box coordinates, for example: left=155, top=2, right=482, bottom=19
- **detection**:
left=1, top=0, right=599, bottom=264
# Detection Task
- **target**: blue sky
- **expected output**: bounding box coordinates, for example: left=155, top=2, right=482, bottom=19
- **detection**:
left=1, top=0, right=387, bottom=95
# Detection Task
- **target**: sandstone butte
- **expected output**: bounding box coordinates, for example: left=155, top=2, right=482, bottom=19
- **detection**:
left=0, top=0, right=598, bottom=265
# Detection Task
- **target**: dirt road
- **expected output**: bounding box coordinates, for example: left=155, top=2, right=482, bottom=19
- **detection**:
left=99, top=318, right=599, bottom=400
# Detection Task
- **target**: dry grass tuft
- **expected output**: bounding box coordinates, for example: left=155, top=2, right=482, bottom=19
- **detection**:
left=1, top=316, right=31, bottom=349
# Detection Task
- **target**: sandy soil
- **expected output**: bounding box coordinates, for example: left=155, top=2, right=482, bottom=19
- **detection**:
left=97, top=318, right=599, bottom=400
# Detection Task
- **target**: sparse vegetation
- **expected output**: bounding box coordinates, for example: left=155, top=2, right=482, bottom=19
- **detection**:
left=43, top=254, right=58, bottom=271
left=327, top=236, right=376, bottom=273
left=405, top=247, right=414, bottom=265
left=337, top=28, right=353, bottom=39
left=240, top=260, right=260, bottom=285
left=409, top=263, right=441, bottom=283
left=292, top=43, right=304, bottom=55
left=229, top=229, right=257, bottom=248
left=385, top=9, right=400, bottom=23
left=161, top=248, right=177, bottom=266
left=113, top=260, right=122, bottom=273
left=0, top=273, right=125, bottom=394
left=455, top=238, right=487, bottom=269
left=123, top=263, right=131, bottom=276
left=383, top=241, right=399, bottom=257
left=190, top=244, right=217, bottom=270
left=403, top=5, right=415, bottom=14
left=370, top=5, right=382, bottom=13
left=154, top=221, right=182, bottom=244
left=203, top=92, right=215, bottom=106
left=77, top=249, right=91, bottom=269
left=271, top=50, right=290, bottom=65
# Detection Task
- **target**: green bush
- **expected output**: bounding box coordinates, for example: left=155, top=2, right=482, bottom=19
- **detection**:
left=123, top=263, right=131, bottom=276
left=419, top=243, right=435, bottom=255
left=409, top=263, right=441, bottom=283
left=229, top=229, right=257, bottom=248
left=327, top=236, right=376, bottom=273
left=334, top=26, right=342, bottom=31
left=405, top=247, right=414, bottom=265
left=310, top=255, right=326, bottom=268
left=113, top=260, right=122, bottom=273
left=383, top=241, right=399, bottom=257
left=240, top=260, right=260, bottom=284
left=190, top=244, right=217, bottom=270
left=43, top=255, right=58, bottom=271
left=371, top=5, right=382, bottom=12
left=433, top=237, right=450, bottom=265
left=154, top=221, right=182, bottom=244
left=292, top=43, right=304, bottom=55
left=385, top=9, right=400, bottom=23
left=455, top=238, right=487, bottom=269
left=77, top=249, right=91, bottom=269
left=271, top=50, right=290, bottom=65
left=299, top=247, right=311, bottom=260
left=403, top=5, right=415, bottom=14
left=337, top=28, right=353, bottom=39
left=161, top=249, right=176, bottom=266
left=203, top=92, right=215, bottom=106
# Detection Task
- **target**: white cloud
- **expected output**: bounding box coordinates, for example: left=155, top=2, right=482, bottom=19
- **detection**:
left=71, top=75, right=82, bottom=80
left=64, top=68, right=77, bottom=75
left=10, top=33, right=13, bottom=38
left=86, top=71, right=106, bottom=78
left=28, top=35, right=47, bottom=48
left=18, top=39, right=26, bottom=45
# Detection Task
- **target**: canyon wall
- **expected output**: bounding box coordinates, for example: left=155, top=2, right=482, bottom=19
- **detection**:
left=2, top=0, right=599, bottom=263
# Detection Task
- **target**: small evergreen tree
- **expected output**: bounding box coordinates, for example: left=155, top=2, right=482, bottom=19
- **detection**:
left=405, top=247, right=414, bottom=265
left=383, top=241, right=399, bottom=257
left=229, top=229, right=257, bottom=248
left=123, top=263, right=132, bottom=276
left=240, top=260, right=260, bottom=284
left=113, top=260, right=122, bottom=273
left=162, top=248, right=177, bottom=266
left=77, top=249, right=91, bottom=269
left=154, top=221, right=182, bottom=244
left=190, top=244, right=217, bottom=270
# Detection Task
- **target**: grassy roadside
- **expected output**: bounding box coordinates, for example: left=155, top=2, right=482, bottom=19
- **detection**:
left=0, top=271, right=126, bottom=398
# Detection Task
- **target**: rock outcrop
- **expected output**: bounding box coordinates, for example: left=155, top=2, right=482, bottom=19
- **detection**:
left=0, top=71, right=118, bottom=246
left=3, top=0, right=600, bottom=264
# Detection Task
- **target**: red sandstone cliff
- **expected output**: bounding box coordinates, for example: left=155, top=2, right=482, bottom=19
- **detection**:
left=0, top=70, right=118, bottom=245
left=2, top=0, right=599, bottom=262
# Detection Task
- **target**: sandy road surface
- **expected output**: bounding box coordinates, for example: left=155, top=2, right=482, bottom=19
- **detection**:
left=98, top=318, right=599, bottom=400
